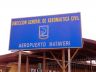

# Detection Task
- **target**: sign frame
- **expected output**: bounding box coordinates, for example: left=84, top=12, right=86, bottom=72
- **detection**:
left=9, top=13, right=82, bottom=50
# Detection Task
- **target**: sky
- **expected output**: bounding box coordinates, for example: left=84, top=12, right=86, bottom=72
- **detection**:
left=0, top=0, right=96, bottom=55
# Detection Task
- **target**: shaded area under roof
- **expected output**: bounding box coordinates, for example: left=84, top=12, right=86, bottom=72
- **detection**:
left=0, top=38, right=96, bottom=64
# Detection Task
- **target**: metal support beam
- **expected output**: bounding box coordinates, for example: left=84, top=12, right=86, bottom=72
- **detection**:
left=65, top=48, right=79, bottom=69
left=68, top=48, right=71, bottom=72
left=18, top=51, right=22, bottom=72
left=42, top=51, right=46, bottom=72
left=26, top=56, right=29, bottom=72
left=62, top=49, right=66, bottom=72
left=29, top=55, right=62, bottom=61
left=90, top=59, right=93, bottom=72
left=50, top=51, right=63, bottom=69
